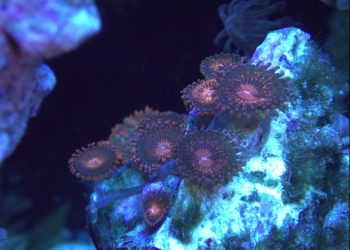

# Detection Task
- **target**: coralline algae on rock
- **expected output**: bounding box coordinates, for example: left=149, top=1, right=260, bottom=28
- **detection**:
left=1, top=0, right=101, bottom=59
left=85, top=28, right=349, bottom=250
left=152, top=101, right=301, bottom=250
left=0, top=0, right=101, bottom=164
left=153, top=28, right=349, bottom=249
left=0, top=228, right=9, bottom=250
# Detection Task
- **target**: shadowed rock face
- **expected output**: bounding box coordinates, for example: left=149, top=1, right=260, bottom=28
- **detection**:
left=320, top=0, right=349, bottom=10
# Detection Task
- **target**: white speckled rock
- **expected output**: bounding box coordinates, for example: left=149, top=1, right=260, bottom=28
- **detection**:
left=152, top=28, right=314, bottom=250
left=152, top=111, right=303, bottom=250
left=251, top=27, right=311, bottom=79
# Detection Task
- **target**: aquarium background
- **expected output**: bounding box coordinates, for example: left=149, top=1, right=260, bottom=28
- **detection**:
left=0, top=0, right=348, bottom=249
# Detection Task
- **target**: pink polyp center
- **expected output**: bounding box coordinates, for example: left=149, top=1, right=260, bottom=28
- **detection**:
left=147, top=206, right=159, bottom=215
left=202, top=89, right=214, bottom=102
left=86, top=158, right=103, bottom=168
left=237, top=84, right=258, bottom=100
left=156, top=141, right=172, bottom=156
left=77, top=148, right=113, bottom=171
left=195, top=149, right=213, bottom=171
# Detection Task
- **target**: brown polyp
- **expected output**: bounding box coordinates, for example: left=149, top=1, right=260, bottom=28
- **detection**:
left=142, top=189, right=172, bottom=227
left=214, top=60, right=294, bottom=120
left=174, top=127, right=244, bottom=187
left=135, top=112, right=185, bottom=135
left=130, top=120, right=186, bottom=174
left=200, top=53, right=245, bottom=78
left=122, top=106, right=160, bottom=130
left=181, top=78, right=218, bottom=115
left=68, top=141, right=120, bottom=181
